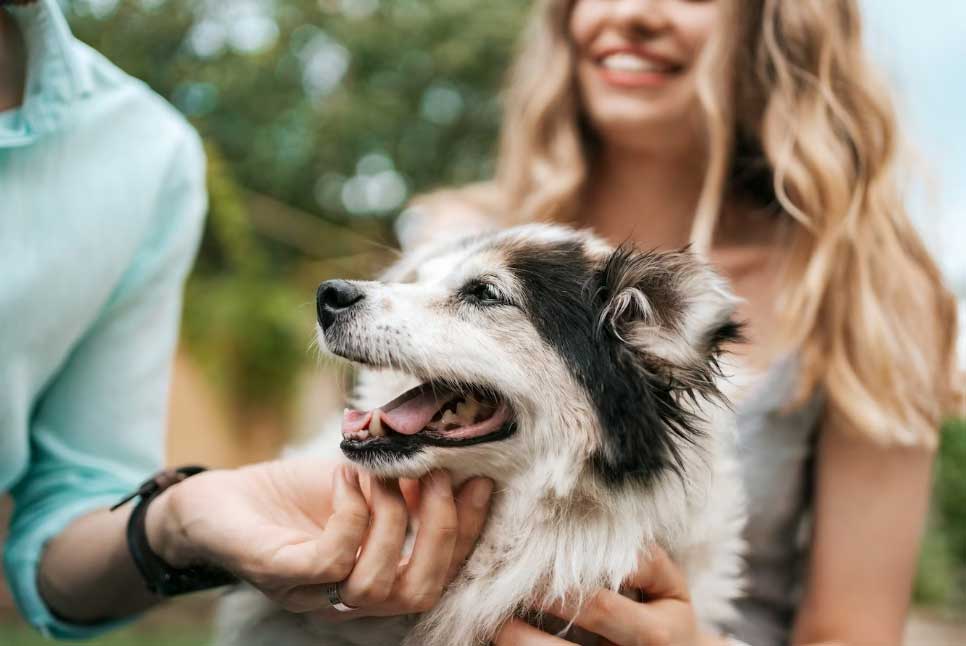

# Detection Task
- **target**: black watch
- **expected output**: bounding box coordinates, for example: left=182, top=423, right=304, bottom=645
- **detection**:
left=112, top=466, right=239, bottom=597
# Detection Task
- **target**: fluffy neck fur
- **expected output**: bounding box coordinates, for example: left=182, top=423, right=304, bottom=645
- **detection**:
left=405, top=406, right=714, bottom=646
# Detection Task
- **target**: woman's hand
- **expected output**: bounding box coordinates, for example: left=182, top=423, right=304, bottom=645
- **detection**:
left=146, top=458, right=493, bottom=617
left=494, top=547, right=724, bottom=646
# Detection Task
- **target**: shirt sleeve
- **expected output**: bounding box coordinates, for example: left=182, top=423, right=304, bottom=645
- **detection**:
left=2, top=128, right=207, bottom=640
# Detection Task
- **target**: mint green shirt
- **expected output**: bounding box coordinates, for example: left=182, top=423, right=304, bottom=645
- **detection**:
left=0, top=0, right=206, bottom=638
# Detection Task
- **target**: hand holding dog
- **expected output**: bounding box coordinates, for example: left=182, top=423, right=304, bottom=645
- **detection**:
left=145, top=458, right=492, bottom=616
left=316, top=467, right=496, bottom=621
left=494, top=547, right=726, bottom=646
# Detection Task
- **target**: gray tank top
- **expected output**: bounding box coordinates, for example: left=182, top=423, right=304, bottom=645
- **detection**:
left=721, top=356, right=825, bottom=646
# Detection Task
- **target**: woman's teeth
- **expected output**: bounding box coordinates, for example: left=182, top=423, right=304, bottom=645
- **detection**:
left=600, top=53, right=673, bottom=73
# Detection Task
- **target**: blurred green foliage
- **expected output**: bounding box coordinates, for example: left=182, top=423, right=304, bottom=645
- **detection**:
left=178, top=144, right=308, bottom=407
left=64, top=0, right=529, bottom=411
left=915, top=418, right=966, bottom=611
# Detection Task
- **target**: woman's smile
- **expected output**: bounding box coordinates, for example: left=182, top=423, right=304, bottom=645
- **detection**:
left=569, top=0, right=718, bottom=145
left=593, top=46, right=685, bottom=89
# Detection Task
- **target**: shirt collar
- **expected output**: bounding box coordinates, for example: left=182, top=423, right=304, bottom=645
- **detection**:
left=0, top=0, right=93, bottom=148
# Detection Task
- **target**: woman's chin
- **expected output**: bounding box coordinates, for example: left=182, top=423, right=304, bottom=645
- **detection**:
left=587, top=107, right=701, bottom=152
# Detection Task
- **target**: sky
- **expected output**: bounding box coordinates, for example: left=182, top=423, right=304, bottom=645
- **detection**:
left=860, top=0, right=966, bottom=292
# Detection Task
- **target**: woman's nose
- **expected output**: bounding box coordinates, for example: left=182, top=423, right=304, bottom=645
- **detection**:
left=609, top=0, right=672, bottom=36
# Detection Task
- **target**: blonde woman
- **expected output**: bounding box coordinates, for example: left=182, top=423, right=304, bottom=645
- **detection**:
left=399, top=1, right=960, bottom=644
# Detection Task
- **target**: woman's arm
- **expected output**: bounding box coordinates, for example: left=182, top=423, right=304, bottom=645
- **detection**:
left=791, top=416, right=935, bottom=646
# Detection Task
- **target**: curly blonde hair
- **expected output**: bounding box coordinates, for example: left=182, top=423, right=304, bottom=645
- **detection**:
left=419, top=0, right=960, bottom=446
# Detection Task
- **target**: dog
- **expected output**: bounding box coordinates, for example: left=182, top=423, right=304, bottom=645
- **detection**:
left=215, top=224, right=746, bottom=646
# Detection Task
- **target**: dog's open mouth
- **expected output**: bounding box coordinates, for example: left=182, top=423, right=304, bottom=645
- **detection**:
left=340, top=382, right=516, bottom=458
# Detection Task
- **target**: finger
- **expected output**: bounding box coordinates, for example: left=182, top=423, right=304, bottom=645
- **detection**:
left=626, top=547, right=690, bottom=602
left=446, top=477, right=494, bottom=581
left=493, top=619, right=575, bottom=645
left=544, top=590, right=680, bottom=646
left=340, top=478, right=409, bottom=607
left=398, top=471, right=459, bottom=611
left=275, top=582, right=333, bottom=614
left=357, top=470, right=374, bottom=503
left=399, top=477, right=421, bottom=513
left=268, top=465, right=370, bottom=584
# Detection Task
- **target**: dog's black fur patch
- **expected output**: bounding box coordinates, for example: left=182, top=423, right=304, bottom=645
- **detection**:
left=505, top=240, right=737, bottom=486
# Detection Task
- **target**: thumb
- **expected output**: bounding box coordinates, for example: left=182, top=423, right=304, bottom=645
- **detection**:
left=625, top=546, right=690, bottom=602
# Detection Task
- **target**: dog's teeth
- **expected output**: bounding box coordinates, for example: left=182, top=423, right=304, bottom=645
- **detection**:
left=370, top=409, right=385, bottom=437
left=440, top=410, right=460, bottom=427
left=456, top=398, right=480, bottom=422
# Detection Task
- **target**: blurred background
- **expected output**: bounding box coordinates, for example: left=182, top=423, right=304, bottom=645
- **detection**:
left=0, top=0, right=963, bottom=643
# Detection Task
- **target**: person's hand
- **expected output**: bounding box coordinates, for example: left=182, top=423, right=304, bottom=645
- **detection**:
left=494, top=547, right=725, bottom=646
left=315, top=468, right=495, bottom=621
left=145, top=458, right=493, bottom=617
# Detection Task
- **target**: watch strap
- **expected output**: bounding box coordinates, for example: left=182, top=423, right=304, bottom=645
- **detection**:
left=113, top=466, right=239, bottom=597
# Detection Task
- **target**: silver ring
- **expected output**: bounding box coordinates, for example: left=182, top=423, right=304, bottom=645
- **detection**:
left=327, top=582, right=357, bottom=612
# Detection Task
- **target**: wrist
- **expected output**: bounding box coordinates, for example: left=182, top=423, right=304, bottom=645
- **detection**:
left=120, top=466, right=238, bottom=597
left=144, top=481, right=196, bottom=569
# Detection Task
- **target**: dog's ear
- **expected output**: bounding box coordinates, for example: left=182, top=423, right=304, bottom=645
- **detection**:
left=584, top=245, right=741, bottom=484
left=593, top=245, right=742, bottom=391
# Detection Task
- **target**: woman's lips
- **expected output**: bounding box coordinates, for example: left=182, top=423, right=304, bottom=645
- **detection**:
left=592, top=50, right=683, bottom=89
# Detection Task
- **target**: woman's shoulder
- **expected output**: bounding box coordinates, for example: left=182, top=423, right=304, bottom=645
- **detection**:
left=396, top=182, right=506, bottom=251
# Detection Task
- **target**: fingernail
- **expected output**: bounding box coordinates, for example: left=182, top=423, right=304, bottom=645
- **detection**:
left=470, top=478, right=493, bottom=509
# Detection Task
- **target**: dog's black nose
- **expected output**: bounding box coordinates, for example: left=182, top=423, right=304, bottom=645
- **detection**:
left=317, top=280, right=365, bottom=330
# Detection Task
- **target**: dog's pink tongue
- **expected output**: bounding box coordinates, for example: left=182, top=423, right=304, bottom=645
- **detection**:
left=342, top=384, right=452, bottom=436
left=380, top=384, right=455, bottom=435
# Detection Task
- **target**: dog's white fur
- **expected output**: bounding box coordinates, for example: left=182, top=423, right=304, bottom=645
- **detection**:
left=215, top=225, right=746, bottom=646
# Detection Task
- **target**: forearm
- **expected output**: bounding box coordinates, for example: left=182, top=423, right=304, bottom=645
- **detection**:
left=37, top=506, right=160, bottom=624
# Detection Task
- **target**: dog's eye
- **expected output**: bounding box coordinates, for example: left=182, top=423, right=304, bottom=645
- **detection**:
left=460, top=280, right=505, bottom=306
